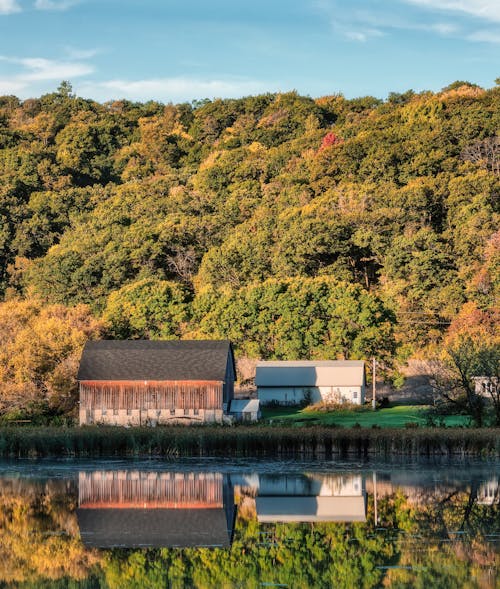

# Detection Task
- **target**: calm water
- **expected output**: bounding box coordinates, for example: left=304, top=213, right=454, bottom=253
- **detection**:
left=0, top=458, right=498, bottom=588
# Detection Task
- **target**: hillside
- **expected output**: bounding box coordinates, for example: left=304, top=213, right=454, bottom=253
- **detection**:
left=0, top=82, right=498, bottom=418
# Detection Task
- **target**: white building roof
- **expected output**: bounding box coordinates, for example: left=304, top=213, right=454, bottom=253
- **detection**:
left=230, top=399, right=260, bottom=413
left=255, top=361, right=365, bottom=387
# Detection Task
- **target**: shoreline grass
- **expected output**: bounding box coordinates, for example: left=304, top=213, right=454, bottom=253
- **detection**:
left=0, top=425, right=498, bottom=458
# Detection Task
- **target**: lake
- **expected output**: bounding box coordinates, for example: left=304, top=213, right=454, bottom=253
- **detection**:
left=0, top=458, right=498, bottom=588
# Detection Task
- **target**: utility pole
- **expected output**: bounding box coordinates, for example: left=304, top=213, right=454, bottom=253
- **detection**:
left=372, top=357, right=376, bottom=410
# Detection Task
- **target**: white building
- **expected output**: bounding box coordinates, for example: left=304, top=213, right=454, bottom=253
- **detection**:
left=256, top=360, right=366, bottom=406
left=472, top=376, right=498, bottom=398
left=229, top=399, right=261, bottom=422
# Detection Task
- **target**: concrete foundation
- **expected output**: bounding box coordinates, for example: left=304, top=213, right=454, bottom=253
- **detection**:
left=79, top=408, right=224, bottom=426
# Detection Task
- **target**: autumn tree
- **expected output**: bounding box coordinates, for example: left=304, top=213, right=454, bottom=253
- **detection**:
left=429, top=303, right=500, bottom=426
left=0, top=298, right=105, bottom=420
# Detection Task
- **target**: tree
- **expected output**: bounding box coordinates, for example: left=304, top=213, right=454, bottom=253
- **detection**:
left=191, top=276, right=397, bottom=366
left=57, top=80, right=75, bottom=99
left=103, top=278, right=190, bottom=339
left=0, top=298, right=105, bottom=419
left=429, top=304, right=500, bottom=426
left=462, top=135, right=499, bottom=177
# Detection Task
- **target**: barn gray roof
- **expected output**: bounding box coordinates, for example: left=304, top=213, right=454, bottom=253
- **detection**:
left=255, top=360, right=366, bottom=387
left=77, top=340, right=234, bottom=382
left=77, top=507, right=234, bottom=548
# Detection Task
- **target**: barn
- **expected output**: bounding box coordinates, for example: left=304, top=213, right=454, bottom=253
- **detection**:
left=256, top=360, right=366, bottom=406
left=77, top=340, right=235, bottom=425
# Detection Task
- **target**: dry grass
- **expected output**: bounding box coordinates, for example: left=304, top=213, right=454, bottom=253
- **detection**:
left=0, top=425, right=498, bottom=458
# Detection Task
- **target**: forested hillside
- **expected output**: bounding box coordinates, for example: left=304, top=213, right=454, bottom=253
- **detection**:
left=0, top=81, right=498, bottom=418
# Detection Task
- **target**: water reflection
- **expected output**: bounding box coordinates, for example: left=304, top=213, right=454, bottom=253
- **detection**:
left=253, top=474, right=366, bottom=522
left=77, top=471, right=236, bottom=548
left=0, top=461, right=497, bottom=588
left=478, top=479, right=499, bottom=505
left=77, top=471, right=370, bottom=546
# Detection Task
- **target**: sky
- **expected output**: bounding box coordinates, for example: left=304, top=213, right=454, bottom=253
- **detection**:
left=0, top=0, right=498, bottom=103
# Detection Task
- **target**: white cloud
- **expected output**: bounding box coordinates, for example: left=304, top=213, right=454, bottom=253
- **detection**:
left=344, top=31, right=368, bottom=42
left=315, top=0, right=445, bottom=42
left=34, top=0, right=79, bottom=11
left=0, top=0, right=21, bottom=14
left=430, top=22, right=460, bottom=34
left=64, top=47, right=101, bottom=60
left=404, top=0, right=500, bottom=23
left=0, top=56, right=94, bottom=80
left=467, top=29, right=500, bottom=42
left=344, top=28, right=384, bottom=42
left=314, top=0, right=500, bottom=46
left=0, top=79, right=26, bottom=93
left=0, top=54, right=94, bottom=97
left=80, top=77, right=271, bottom=102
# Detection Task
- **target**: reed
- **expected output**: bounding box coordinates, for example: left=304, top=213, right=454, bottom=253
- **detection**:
left=0, top=425, right=498, bottom=458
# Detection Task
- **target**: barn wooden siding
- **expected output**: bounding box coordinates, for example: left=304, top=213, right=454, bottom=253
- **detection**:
left=80, top=380, right=223, bottom=411
left=79, top=471, right=223, bottom=509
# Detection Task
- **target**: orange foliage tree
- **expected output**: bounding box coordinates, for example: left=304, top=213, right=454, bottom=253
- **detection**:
left=431, top=303, right=500, bottom=426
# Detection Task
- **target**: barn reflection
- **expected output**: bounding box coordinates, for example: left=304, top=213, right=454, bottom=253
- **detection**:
left=77, top=471, right=236, bottom=548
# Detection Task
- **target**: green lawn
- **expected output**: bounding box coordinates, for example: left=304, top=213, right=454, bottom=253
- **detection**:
left=261, top=405, right=470, bottom=428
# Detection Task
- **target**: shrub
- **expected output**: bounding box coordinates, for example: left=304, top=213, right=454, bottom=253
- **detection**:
left=305, top=401, right=367, bottom=413
left=404, top=422, right=419, bottom=429
left=299, top=390, right=313, bottom=409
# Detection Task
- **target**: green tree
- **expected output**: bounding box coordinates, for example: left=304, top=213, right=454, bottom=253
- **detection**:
left=103, top=278, right=190, bottom=339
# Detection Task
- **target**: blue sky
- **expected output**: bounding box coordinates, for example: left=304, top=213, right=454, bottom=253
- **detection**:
left=0, top=0, right=498, bottom=103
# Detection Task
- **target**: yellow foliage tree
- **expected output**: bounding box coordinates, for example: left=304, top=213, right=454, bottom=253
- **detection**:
left=0, top=298, right=106, bottom=419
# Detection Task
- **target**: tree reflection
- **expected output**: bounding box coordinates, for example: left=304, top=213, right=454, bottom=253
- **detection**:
left=0, top=469, right=496, bottom=588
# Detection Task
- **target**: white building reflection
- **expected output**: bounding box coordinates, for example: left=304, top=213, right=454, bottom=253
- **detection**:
left=477, top=479, right=499, bottom=505
left=253, top=473, right=366, bottom=523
